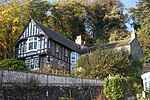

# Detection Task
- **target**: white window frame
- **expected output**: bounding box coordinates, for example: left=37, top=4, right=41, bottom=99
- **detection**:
left=27, top=37, right=38, bottom=52
left=29, top=59, right=34, bottom=69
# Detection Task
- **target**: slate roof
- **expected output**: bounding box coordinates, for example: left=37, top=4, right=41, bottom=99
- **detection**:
left=34, top=20, right=81, bottom=52
left=81, top=39, right=132, bottom=54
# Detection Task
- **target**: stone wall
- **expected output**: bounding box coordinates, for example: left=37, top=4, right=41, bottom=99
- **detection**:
left=0, top=69, right=104, bottom=86
left=0, top=85, right=104, bottom=100
left=43, top=55, right=70, bottom=71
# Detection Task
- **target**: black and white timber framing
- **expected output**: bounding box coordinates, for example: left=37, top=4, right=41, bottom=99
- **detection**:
left=15, top=19, right=80, bottom=71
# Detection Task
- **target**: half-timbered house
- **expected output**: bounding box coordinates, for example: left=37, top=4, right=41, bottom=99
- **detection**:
left=15, top=19, right=80, bottom=71
left=15, top=19, right=143, bottom=73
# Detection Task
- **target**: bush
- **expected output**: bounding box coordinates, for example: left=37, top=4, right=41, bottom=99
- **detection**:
left=140, top=56, right=150, bottom=63
left=104, top=75, right=127, bottom=100
left=0, top=58, right=29, bottom=71
left=28, top=76, right=39, bottom=89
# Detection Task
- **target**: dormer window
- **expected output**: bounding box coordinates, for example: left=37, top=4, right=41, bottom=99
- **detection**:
left=27, top=37, right=38, bottom=52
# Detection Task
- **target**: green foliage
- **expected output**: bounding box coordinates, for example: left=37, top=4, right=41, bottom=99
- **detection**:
left=75, top=49, right=142, bottom=79
left=74, top=55, right=90, bottom=78
left=47, top=1, right=86, bottom=40
left=0, top=58, right=29, bottom=71
left=47, top=0, right=128, bottom=44
left=75, top=49, right=142, bottom=96
left=29, top=0, right=50, bottom=23
left=0, top=0, right=31, bottom=59
left=28, top=76, right=39, bottom=89
left=140, top=56, right=150, bottom=63
left=104, top=75, right=127, bottom=100
left=128, top=0, right=150, bottom=56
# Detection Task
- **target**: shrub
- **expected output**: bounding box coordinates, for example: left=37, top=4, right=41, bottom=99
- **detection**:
left=140, top=56, right=150, bottom=63
left=28, top=76, right=39, bottom=89
left=104, top=75, right=127, bottom=100
left=0, top=58, right=29, bottom=71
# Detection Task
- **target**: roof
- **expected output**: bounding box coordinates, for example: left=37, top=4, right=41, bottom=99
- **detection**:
left=15, top=20, right=80, bottom=52
left=81, top=39, right=132, bottom=54
left=34, top=20, right=80, bottom=52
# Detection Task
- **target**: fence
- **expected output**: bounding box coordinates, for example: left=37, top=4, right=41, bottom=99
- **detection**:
left=0, top=69, right=104, bottom=86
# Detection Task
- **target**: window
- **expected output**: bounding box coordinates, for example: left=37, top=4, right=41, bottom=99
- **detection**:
left=25, top=43, right=27, bottom=52
left=72, top=61, right=75, bottom=63
left=72, top=52, right=75, bottom=56
left=30, top=59, right=34, bottom=69
left=56, top=44, right=59, bottom=52
left=25, top=57, right=39, bottom=70
left=29, top=42, right=33, bottom=50
left=34, top=42, right=37, bottom=49
left=41, top=37, right=44, bottom=49
left=27, top=37, right=38, bottom=52
left=34, top=58, right=39, bottom=69
left=72, top=57, right=75, bottom=59
left=21, top=43, right=24, bottom=53
left=48, top=40, right=51, bottom=48
left=25, top=60, right=29, bottom=66
left=39, top=37, right=41, bottom=49
left=65, top=49, right=68, bottom=57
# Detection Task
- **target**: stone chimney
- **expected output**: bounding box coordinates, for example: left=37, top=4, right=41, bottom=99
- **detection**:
left=75, top=35, right=82, bottom=45
left=131, top=28, right=137, bottom=40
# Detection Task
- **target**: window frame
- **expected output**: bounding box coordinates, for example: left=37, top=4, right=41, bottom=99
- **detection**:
left=65, top=49, right=68, bottom=57
left=27, top=37, right=38, bottom=52
left=56, top=44, right=59, bottom=53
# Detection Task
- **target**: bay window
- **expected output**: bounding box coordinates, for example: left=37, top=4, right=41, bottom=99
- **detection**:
left=27, top=37, right=38, bottom=52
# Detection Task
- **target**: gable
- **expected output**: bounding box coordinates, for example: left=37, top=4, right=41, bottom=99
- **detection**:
left=20, top=20, right=45, bottom=39
left=16, top=19, right=80, bottom=53
left=15, top=20, right=45, bottom=47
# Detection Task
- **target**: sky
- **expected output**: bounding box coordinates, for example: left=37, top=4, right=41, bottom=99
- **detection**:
left=121, top=0, right=138, bottom=8
left=121, top=0, right=139, bottom=31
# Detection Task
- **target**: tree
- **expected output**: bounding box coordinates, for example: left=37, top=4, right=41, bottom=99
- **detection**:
left=84, top=0, right=129, bottom=44
left=47, top=1, right=86, bottom=40
left=104, top=75, right=127, bottom=100
left=47, top=0, right=129, bottom=45
left=75, top=49, right=141, bottom=79
left=0, top=0, right=31, bottom=59
left=0, top=0, right=54, bottom=60
left=128, top=0, right=150, bottom=56
left=28, top=0, right=51, bottom=24
left=0, top=58, right=29, bottom=71
left=74, top=49, right=142, bottom=96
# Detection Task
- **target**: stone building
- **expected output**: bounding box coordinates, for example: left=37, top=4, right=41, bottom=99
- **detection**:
left=80, top=30, right=144, bottom=59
